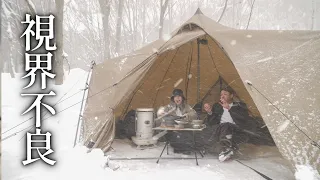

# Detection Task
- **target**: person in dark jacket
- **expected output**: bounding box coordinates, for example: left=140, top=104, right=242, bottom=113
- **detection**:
left=203, top=87, right=251, bottom=161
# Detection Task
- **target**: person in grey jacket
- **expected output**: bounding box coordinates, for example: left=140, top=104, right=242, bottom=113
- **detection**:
left=159, top=89, right=197, bottom=124
left=157, top=89, right=197, bottom=154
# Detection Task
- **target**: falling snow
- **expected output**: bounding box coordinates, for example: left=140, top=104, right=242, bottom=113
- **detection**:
left=62, top=50, right=69, bottom=58
left=257, top=56, right=273, bottom=63
left=162, top=34, right=171, bottom=41
left=170, top=45, right=176, bottom=50
left=26, top=0, right=36, bottom=13
left=277, top=120, right=290, bottom=133
left=245, top=80, right=252, bottom=85
left=118, top=57, right=128, bottom=71
left=174, top=78, right=183, bottom=87
left=277, top=78, right=286, bottom=84
left=156, top=86, right=164, bottom=90
left=6, top=22, right=13, bottom=39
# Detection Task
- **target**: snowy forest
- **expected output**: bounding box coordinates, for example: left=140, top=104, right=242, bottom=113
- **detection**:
left=1, top=0, right=320, bottom=84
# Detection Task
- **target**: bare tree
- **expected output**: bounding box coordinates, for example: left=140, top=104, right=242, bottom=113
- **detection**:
left=99, top=0, right=111, bottom=59
left=142, top=1, right=146, bottom=44
left=25, top=0, right=37, bottom=16
left=246, top=0, right=255, bottom=29
left=54, top=0, right=64, bottom=85
left=311, top=0, right=315, bottom=30
left=217, top=0, right=228, bottom=23
left=159, top=0, right=169, bottom=39
left=2, top=0, right=26, bottom=76
left=115, top=0, right=124, bottom=55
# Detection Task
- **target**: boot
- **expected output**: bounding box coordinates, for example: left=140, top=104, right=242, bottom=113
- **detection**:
left=218, top=148, right=234, bottom=162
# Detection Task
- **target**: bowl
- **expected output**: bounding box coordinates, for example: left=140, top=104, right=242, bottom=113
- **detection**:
left=174, top=124, right=184, bottom=129
left=192, top=124, right=201, bottom=129
left=175, top=120, right=189, bottom=125
left=192, top=120, right=204, bottom=124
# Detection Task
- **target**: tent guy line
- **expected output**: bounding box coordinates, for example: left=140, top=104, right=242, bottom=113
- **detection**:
left=2, top=71, right=87, bottom=135
left=3, top=61, right=147, bottom=141
left=235, top=160, right=273, bottom=180
left=3, top=48, right=161, bottom=141
left=245, top=81, right=320, bottom=150
left=74, top=62, right=96, bottom=147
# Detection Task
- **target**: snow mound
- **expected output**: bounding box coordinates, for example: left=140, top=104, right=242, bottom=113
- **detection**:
left=295, top=165, right=320, bottom=180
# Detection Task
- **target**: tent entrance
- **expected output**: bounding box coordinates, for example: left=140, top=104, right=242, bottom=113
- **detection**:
left=115, top=34, right=260, bottom=119
left=112, top=33, right=281, bottom=165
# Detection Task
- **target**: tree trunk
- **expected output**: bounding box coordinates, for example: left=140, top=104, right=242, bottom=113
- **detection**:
left=115, top=0, right=124, bottom=56
left=99, top=0, right=111, bottom=59
left=8, top=46, right=15, bottom=78
left=246, top=0, right=255, bottom=29
left=217, top=0, right=228, bottom=23
left=311, top=0, right=315, bottom=30
left=54, top=0, right=64, bottom=85
left=142, top=2, right=146, bottom=44
left=25, top=0, right=37, bottom=16
left=159, top=0, right=169, bottom=39
left=168, top=1, right=172, bottom=32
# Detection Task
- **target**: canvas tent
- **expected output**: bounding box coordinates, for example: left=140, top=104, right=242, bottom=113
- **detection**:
left=81, top=9, right=320, bottom=171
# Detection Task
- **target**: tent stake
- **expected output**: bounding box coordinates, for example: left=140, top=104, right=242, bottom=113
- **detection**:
left=73, top=61, right=95, bottom=147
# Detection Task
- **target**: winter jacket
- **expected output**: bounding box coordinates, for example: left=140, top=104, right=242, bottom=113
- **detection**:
left=206, top=102, right=251, bottom=130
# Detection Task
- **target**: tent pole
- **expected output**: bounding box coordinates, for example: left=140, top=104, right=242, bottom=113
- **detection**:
left=197, top=38, right=200, bottom=103
left=219, top=76, right=222, bottom=91
left=185, top=42, right=194, bottom=103
left=196, top=38, right=208, bottom=104
left=73, top=61, right=95, bottom=147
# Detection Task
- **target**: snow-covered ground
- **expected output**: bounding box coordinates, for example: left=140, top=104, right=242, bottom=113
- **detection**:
left=1, top=69, right=318, bottom=180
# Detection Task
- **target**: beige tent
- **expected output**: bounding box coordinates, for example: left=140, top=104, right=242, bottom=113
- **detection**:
left=82, top=9, right=320, bottom=171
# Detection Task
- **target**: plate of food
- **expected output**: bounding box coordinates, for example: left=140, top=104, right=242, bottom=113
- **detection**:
left=191, top=120, right=204, bottom=124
